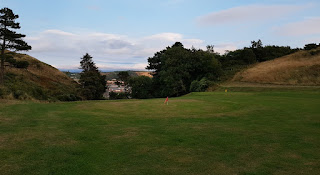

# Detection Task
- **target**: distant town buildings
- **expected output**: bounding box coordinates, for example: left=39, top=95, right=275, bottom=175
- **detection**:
left=103, top=79, right=131, bottom=99
left=66, top=73, right=132, bottom=99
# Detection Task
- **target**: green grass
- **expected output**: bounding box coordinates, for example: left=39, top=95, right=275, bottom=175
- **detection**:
left=1, top=91, right=320, bottom=175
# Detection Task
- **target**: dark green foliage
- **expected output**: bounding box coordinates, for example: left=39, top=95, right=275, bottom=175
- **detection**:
left=13, top=90, right=26, bottom=99
left=259, top=45, right=294, bottom=61
left=117, top=71, right=130, bottom=84
left=190, top=77, right=210, bottom=92
left=4, top=53, right=29, bottom=69
left=147, top=42, right=222, bottom=97
left=79, top=71, right=106, bottom=100
left=4, top=54, right=16, bottom=65
left=15, top=60, right=29, bottom=68
left=129, top=76, right=153, bottom=99
left=304, top=43, right=318, bottom=50
left=79, top=53, right=106, bottom=100
left=57, top=94, right=80, bottom=101
left=0, top=86, right=3, bottom=97
left=108, top=91, right=129, bottom=100
left=249, top=40, right=295, bottom=62
left=241, top=48, right=256, bottom=64
left=0, top=7, right=31, bottom=84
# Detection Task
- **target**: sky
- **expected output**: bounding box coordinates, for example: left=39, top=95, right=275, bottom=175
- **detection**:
left=1, top=0, right=320, bottom=72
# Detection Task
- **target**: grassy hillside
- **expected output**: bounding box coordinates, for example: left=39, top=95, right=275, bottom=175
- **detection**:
left=0, top=90, right=319, bottom=174
left=0, top=52, right=81, bottom=101
left=232, top=48, right=320, bottom=85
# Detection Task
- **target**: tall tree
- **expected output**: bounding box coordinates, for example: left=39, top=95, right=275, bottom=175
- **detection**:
left=0, top=7, right=31, bottom=84
left=79, top=53, right=106, bottom=100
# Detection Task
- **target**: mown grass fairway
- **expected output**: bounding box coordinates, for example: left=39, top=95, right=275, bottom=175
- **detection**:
left=1, top=91, right=320, bottom=175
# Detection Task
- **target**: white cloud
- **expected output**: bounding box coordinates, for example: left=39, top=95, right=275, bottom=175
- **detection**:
left=274, top=17, right=320, bottom=36
left=197, top=4, right=310, bottom=26
left=25, top=30, right=204, bottom=71
left=214, top=43, right=238, bottom=53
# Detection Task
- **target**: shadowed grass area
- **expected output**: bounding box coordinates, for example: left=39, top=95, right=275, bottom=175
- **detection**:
left=0, top=91, right=320, bottom=174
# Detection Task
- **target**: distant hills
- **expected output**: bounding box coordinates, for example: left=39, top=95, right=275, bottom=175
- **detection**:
left=101, top=71, right=152, bottom=80
left=232, top=48, right=320, bottom=86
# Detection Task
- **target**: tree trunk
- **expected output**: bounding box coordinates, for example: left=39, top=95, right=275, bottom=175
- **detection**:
left=0, top=43, right=5, bottom=85
left=0, top=27, right=5, bottom=85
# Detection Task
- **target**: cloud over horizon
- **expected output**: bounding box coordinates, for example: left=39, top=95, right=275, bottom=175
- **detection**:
left=197, top=4, right=309, bottom=26
left=25, top=30, right=206, bottom=71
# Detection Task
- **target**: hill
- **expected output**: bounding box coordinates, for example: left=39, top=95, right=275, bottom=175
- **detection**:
left=232, top=48, right=320, bottom=86
left=0, top=52, right=81, bottom=101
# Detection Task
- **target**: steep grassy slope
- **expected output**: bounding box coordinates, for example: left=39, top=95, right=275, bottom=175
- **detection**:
left=0, top=91, right=319, bottom=174
left=0, top=52, right=81, bottom=101
left=232, top=48, right=320, bottom=85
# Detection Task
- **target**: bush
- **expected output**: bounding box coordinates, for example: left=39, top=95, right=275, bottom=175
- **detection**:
left=13, top=90, right=28, bottom=100
left=15, top=60, right=29, bottom=68
left=57, top=94, right=80, bottom=101
left=109, top=91, right=129, bottom=100
left=5, top=55, right=16, bottom=65
left=304, top=43, right=318, bottom=50
left=32, top=87, right=48, bottom=100
left=310, top=50, right=320, bottom=56
left=0, top=87, right=4, bottom=98
left=129, top=76, right=153, bottom=99
left=190, top=78, right=210, bottom=92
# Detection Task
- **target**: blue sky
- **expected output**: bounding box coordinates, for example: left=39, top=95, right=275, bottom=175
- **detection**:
left=2, top=0, right=320, bottom=71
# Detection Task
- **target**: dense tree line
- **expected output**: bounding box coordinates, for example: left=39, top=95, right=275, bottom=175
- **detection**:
left=304, top=43, right=320, bottom=50
left=216, top=40, right=297, bottom=68
left=129, top=40, right=309, bottom=99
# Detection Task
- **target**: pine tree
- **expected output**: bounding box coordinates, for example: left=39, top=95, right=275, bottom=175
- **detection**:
left=79, top=53, right=106, bottom=100
left=0, top=7, right=31, bottom=84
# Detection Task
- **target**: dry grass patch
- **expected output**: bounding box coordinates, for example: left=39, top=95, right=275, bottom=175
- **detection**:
left=233, top=49, right=320, bottom=85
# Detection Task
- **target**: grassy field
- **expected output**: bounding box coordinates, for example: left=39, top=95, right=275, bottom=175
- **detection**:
left=0, top=91, right=320, bottom=175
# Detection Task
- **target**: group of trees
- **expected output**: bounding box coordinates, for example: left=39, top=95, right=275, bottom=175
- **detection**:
left=304, top=43, right=320, bottom=50
left=216, top=39, right=297, bottom=68
left=127, top=42, right=222, bottom=98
